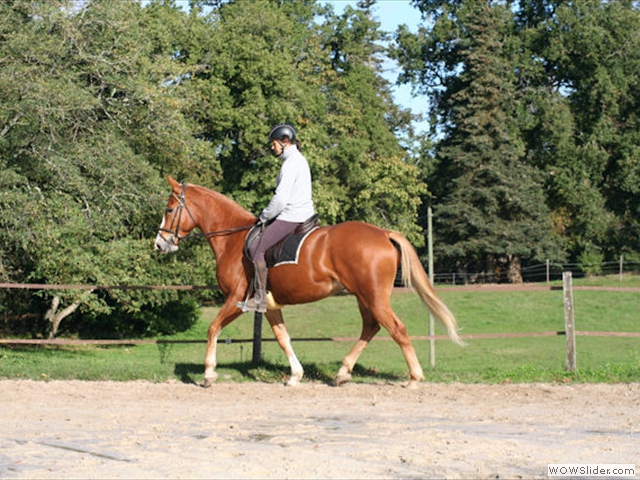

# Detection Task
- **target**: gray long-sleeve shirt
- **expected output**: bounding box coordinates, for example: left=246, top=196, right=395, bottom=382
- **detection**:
left=259, top=145, right=315, bottom=223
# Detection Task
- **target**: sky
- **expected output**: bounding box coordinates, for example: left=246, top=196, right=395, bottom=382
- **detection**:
left=325, top=1, right=429, bottom=134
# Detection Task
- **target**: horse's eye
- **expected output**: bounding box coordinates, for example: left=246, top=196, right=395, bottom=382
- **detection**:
left=166, top=208, right=174, bottom=214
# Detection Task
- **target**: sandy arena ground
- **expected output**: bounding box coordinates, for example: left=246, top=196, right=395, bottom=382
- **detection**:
left=0, top=380, right=638, bottom=479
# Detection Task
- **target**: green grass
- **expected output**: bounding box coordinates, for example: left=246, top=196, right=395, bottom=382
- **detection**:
left=1, top=284, right=639, bottom=384
left=562, top=273, right=640, bottom=288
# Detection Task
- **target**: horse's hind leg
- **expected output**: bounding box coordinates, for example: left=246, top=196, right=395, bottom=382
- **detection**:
left=352, top=298, right=425, bottom=389
left=377, top=302, right=425, bottom=388
left=266, top=309, right=304, bottom=386
left=335, top=299, right=381, bottom=386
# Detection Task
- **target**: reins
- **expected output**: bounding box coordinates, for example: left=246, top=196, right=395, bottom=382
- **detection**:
left=157, top=182, right=253, bottom=243
left=187, top=224, right=253, bottom=240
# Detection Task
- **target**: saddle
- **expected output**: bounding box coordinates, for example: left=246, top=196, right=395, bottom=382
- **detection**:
left=244, top=214, right=320, bottom=268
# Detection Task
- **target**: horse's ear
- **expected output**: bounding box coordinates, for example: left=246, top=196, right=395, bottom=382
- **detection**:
left=167, top=175, right=181, bottom=192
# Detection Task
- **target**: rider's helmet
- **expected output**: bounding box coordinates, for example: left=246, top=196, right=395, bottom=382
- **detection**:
left=268, top=123, right=296, bottom=143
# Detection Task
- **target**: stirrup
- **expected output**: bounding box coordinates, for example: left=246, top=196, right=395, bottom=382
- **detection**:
left=236, top=297, right=267, bottom=313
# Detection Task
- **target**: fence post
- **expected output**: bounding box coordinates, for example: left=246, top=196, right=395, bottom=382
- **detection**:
left=563, top=271, right=576, bottom=372
left=619, top=254, right=624, bottom=283
left=546, top=259, right=550, bottom=285
left=252, top=311, right=263, bottom=365
left=427, top=206, right=435, bottom=368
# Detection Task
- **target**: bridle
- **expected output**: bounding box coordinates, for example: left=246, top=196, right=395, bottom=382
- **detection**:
left=157, top=182, right=253, bottom=246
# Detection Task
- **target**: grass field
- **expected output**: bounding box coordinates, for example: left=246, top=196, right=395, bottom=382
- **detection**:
left=1, top=276, right=639, bottom=384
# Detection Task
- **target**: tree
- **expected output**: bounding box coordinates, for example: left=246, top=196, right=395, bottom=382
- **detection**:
left=516, top=0, right=640, bottom=260
left=394, top=0, right=640, bottom=272
left=394, top=0, right=563, bottom=281
left=316, top=2, right=426, bottom=243
left=0, top=0, right=211, bottom=337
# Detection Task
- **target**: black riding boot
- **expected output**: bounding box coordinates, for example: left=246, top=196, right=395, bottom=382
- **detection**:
left=237, top=260, right=268, bottom=313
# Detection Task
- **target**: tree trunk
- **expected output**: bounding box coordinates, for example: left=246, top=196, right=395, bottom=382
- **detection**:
left=45, top=290, right=94, bottom=338
left=507, top=254, right=523, bottom=284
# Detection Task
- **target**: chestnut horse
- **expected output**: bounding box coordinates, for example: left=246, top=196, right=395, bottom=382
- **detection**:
left=155, top=176, right=463, bottom=388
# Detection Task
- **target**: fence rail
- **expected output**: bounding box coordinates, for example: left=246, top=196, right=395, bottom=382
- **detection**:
left=2, top=283, right=640, bottom=292
left=2, top=258, right=640, bottom=292
left=434, top=259, right=640, bottom=285
left=0, top=283, right=216, bottom=291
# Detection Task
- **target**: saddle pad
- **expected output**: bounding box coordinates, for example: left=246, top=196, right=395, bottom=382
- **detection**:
left=266, top=227, right=318, bottom=268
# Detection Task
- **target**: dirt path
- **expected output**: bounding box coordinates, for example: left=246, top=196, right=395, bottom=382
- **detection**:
left=0, top=380, right=638, bottom=479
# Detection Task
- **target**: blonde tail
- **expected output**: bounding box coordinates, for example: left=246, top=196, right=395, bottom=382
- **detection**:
left=389, top=231, right=465, bottom=347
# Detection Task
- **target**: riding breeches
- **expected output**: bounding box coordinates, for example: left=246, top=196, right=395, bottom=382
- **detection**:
left=248, top=219, right=300, bottom=263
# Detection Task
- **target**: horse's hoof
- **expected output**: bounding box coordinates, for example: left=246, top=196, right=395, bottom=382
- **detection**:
left=285, top=377, right=300, bottom=387
left=406, top=379, right=421, bottom=390
left=335, top=372, right=352, bottom=386
left=203, top=375, right=218, bottom=388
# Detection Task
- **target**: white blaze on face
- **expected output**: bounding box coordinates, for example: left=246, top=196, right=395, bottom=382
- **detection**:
left=155, top=215, right=178, bottom=253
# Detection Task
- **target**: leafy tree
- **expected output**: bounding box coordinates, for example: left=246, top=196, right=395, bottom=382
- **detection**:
left=394, top=0, right=563, bottom=281
left=516, top=0, right=640, bottom=259
left=316, top=2, right=425, bottom=242
left=0, top=0, right=211, bottom=337
left=394, top=0, right=640, bottom=273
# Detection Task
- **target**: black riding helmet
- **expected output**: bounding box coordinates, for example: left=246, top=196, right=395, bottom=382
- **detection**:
left=268, top=123, right=296, bottom=143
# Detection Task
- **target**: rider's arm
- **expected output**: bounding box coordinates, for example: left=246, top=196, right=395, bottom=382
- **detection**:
left=259, top=160, right=296, bottom=223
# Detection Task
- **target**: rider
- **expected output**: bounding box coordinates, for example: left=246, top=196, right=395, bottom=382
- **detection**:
left=237, top=123, right=316, bottom=313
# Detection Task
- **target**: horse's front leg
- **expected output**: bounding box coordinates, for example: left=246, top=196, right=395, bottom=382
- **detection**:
left=203, top=301, right=242, bottom=388
left=265, top=309, right=304, bottom=386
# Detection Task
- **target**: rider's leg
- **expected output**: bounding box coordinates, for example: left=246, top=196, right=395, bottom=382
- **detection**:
left=240, top=259, right=268, bottom=313
left=237, top=219, right=299, bottom=313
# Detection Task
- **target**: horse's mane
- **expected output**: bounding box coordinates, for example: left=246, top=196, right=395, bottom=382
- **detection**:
left=188, top=183, right=255, bottom=224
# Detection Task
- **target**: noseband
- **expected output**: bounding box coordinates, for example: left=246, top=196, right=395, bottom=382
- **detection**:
left=157, top=182, right=252, bottom=246
left=157, top=182, right=192, bottom=245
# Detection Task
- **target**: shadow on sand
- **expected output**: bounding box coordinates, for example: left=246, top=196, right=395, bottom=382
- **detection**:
left=173, top=360, right=404, bottom=387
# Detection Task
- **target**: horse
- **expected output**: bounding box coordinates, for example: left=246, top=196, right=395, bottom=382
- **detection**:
left=155, top=176, right=464, bottom=388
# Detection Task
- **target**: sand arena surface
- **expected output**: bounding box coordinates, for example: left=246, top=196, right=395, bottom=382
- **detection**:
left=0, top=380, right=638, bottom=479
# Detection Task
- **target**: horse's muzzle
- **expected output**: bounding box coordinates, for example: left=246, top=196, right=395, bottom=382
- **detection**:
left=155, top=234, right=179, bottom=254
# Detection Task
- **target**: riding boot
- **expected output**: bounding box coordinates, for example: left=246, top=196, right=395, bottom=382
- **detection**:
left=237, top=260, right=268, bottom=313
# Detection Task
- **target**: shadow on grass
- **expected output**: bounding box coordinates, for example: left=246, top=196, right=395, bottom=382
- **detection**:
left=0, top=344, right=106, bottom=357
left=174, top=360, right=404, bottom=386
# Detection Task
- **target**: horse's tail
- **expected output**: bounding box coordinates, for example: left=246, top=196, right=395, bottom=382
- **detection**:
left=389, top=231, right=466, bottom=347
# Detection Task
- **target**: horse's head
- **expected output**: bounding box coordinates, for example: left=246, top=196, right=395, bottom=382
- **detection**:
left=155, top=176, right=198, bottom=254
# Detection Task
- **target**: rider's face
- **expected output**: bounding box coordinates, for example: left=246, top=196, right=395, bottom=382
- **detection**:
left=270, top=140, right=283, bottom=156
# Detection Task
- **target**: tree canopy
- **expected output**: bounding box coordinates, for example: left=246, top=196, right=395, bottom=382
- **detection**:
left=0, top=0, right=422, bottom=337
left=394, top=0, right=640, bottom=277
